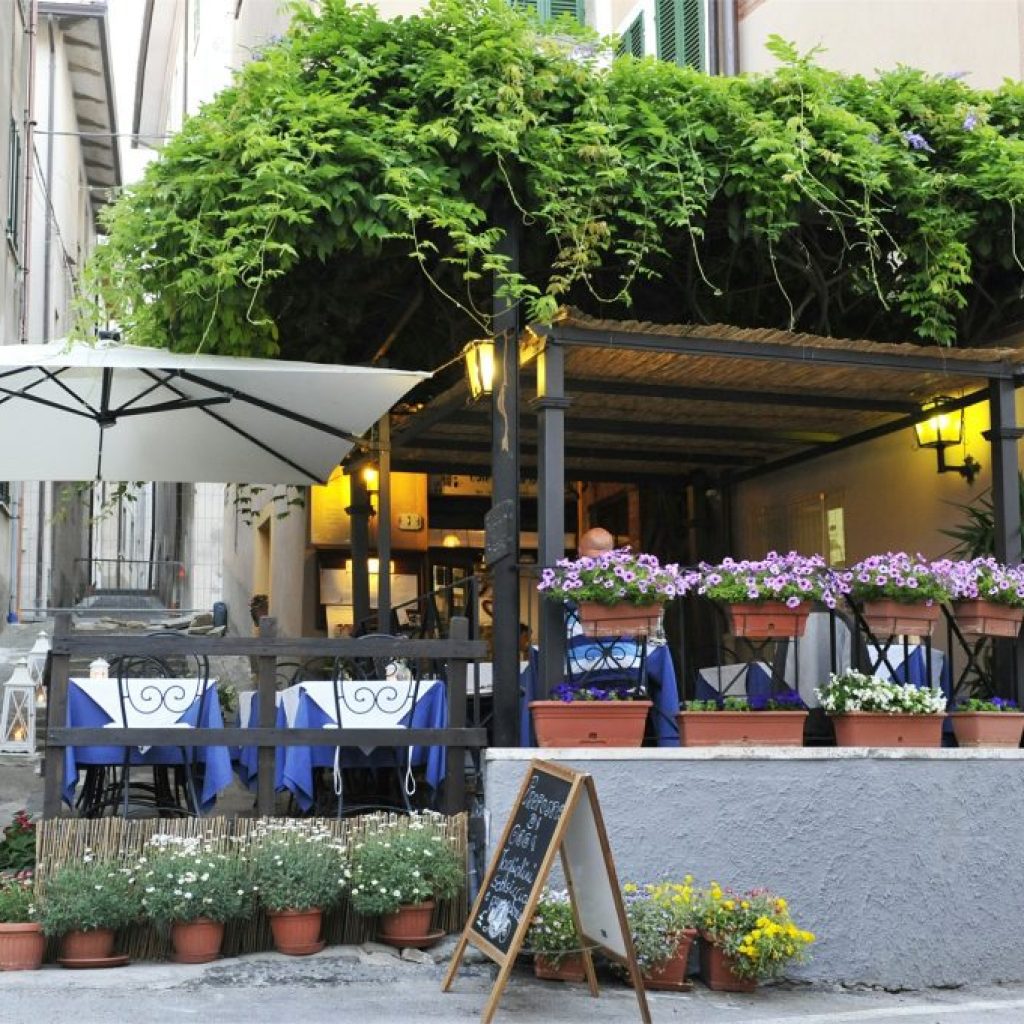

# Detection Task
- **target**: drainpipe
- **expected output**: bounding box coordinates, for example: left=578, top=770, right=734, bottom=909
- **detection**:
left=721, top=0, right=739, bottom=76
left=17, top=0, right=38, bottom=343
left=42, top=16, right=55, bottom=343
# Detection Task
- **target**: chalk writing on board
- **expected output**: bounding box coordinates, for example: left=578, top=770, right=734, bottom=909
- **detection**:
left=472, top=769, right=572, bottom=955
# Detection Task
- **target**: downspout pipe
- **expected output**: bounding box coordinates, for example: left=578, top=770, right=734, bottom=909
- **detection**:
left=721, top=0, right=739, bottom=76
left=42, top=16, right=55, bottom=343
left=17, top=0, right=39, bottom=343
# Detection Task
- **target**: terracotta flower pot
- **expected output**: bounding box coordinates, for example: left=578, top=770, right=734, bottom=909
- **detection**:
left=60, top=927, right=115, bottom=961
left=831, top=712, right=943, bottom=747
left=859, top=599, right=940, bottom=638
left=641, top=927, right=697, bottom=991
left=530, top=700, right=652, bottom=747
left=699, top=939, right=757, bottom=993
left=170, top=917, right=225, bottom=964
left=534, top=953, right=586, bottom=982
left=677, top=711, right=807, bottom=747
left=0, top=922, right=45, bottom=971
left=953, top=601, right=1024, bottom=639
left=380, top=900, right=435, bottom=942
left=268, top=908, right=323, bottom=956
left=951, top=711, right=1024, bottom=748
left=727, top=601, right=811, bottom=639
left=577, top=601, right=662, bottom=636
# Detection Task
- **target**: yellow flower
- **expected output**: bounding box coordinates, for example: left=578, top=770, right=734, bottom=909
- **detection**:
left=741, top=900, right=749, bottom=909
left=775, top=898, right=787, bottom=911
left=624, top=883, right=638, bottom=894
left=723, top=899, right=734, bottom=910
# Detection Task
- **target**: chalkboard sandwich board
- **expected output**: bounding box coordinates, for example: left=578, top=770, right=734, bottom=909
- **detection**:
left=442, top=759, right=650, bottom=1024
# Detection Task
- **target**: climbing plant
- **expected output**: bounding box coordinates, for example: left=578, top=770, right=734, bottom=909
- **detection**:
left=82, top=0, right=1024, bottom=365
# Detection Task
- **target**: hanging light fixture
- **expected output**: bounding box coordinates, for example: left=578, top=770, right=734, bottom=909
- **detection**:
left=0, top=659, right=36, bottom=754
left=463, top=339, right=496, bottom=399
left=913, top=397, right=980, bottom=483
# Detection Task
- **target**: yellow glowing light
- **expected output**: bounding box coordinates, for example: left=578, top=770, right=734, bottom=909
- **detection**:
left=442, top=533, right=461, bottom=548
left=362, top=466, right=380, bottom=492
left=463, top=339, right=496, bottom=399
left=914, top=398, right=963, bottom=448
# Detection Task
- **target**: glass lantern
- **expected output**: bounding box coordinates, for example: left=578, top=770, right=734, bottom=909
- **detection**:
left=27, top=630, right=50, bottom=709
left=0, top=658, right=36, bottom=754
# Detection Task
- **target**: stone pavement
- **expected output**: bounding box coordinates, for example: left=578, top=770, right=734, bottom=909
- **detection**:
left=5, top=941, right=1024, bottom=1024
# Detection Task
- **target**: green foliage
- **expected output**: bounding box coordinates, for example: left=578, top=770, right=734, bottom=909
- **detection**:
left=139, top=838, right=252, bottom=925
left=622, top=890, right=681, bottom=971
left=249, top=822, right=347, bottom=913
left=40, top=857, right=142, bottom=936
left=527, top=888, right=580, bottom=965
left=0, top=810, right=35, bottom=874
left=0, top=878, right=35, bottom=923
left=942, top=476, right=1024, bottom=557
left=348, top=818, right=462, bottom=917
left=82, top=0, right=1024, bottom=365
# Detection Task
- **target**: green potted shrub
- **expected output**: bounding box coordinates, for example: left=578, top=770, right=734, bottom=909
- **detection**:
left=250, top=822, right=347, bottom=956
left=349, top=818, right=462, bottom=947
left=139, top=836, right=251, bottom=963
left=695, top=883, right=815, bottom=992
left=527, top=889, right=584, bottom=982
left=622, top=885, right=690, bottom=991
left=698, top=552, right=840, bottom=638
left=40, top=855, right=141, bottom=965
left=816, top=670, right=947, bottom=746
left=0, top=876, right=43, bottom=971
left=640, top=878, right=699, bottom=988
left=677, top=694, right=807, bottom=747
left=949, top=696, right=1024, bottom=748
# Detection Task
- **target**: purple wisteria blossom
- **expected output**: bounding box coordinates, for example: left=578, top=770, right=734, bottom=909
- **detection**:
left=902, top=130, right=935, bottom=153
left=963, top=112, right=978, bottom=131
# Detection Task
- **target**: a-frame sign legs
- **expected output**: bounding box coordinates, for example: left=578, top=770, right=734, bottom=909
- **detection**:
left=443, top=760, right=651, bottom=1024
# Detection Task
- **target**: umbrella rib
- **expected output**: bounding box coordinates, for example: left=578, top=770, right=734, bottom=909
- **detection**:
left=112, top=370, right=182, bottom=412
left=173, top=369, right=367, bottom=448
left=113, top=396, right=232, bottom=418
left=0, top=383, right=96, bottom=419
left=38, top=368, right=100, bottom=416
left=139, top=369, right=331, bottom=483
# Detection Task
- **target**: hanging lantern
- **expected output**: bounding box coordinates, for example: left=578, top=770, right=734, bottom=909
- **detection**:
left=0, top=659, right=36, bottom=754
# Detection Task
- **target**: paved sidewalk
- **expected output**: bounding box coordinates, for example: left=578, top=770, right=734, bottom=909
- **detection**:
left=5, top=944, right=1024, bottom=1024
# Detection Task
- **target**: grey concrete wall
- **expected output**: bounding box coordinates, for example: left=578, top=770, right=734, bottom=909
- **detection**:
left=484, top=748, right=1024, bottom=989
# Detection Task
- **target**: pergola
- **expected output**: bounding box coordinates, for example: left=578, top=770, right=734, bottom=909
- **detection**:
left=374, top=310, right=1024, bottom=744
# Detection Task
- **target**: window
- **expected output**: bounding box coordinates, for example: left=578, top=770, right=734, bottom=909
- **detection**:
left=6, top=119, right=22, bottom=251
left=617, top=13, right=645, bottom=58
left=656, top=0, right=705, bottom=70
left=510, top=0, right=586, bottom=24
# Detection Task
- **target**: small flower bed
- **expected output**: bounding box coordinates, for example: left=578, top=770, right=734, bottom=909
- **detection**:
left=552, top=682, right=646, bottom=703
left=684, top=693, right=805, bottom=712
left=39, top=854, right=141, bottom=936
left=816, top=671, right=947, bottom=715
left=955, top=696, right=1019, bottom=713
left=696, top=882, right=815, bottom=981
left=842, top=552, right=950, bottom=605
left=349, top=816, right=462, bottom=918
left=249, top=821, right=347, bottom=914
left=527, top=889, right=579, bottom=967
left=538, top=549, right=697, bottom=607
left=698, top=551, right=840, bottom=609
left=940, top=557, right=1024, bottom=608
left=139, top=835, right=251, bottom=925
left=622, top=886, right=680, bottom=972
left=0, top=876, right=35, bottom=923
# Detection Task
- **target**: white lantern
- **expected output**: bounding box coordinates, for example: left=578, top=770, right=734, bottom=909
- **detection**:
left=0, top=659, right=36, bottom=754
left=27, top=630, right=49, bottom=708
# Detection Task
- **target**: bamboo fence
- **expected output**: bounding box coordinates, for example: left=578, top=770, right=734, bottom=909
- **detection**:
left=35, top=813, right=468, bottom=962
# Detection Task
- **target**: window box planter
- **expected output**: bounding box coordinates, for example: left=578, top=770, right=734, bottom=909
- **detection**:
left=577, top=601, right=661, bottom=636
left=952, top=601, right=1024, bottom=639
left=950, top=711, right=1024, bottom=748
left=534, top=953, right=586, bottom=982
left=726, top=601, right=811, bottom=639
left=859, top=600, right=941, bottom=637
left=830, top=711, right=944, bottom=747
left=676, top=710, right=807, bottom=747
left=530, top=700, right=652, bottom=747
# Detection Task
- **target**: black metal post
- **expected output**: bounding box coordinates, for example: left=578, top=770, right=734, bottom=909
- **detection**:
left=535, top=341, right=568, bottom=700
left=348, top=472, right=372, bottom=630
left=489, top=204, right=521, bottom=747
left=377, top=414, right=392, bottom=630
left=988, top=378, right=1024, bottom=701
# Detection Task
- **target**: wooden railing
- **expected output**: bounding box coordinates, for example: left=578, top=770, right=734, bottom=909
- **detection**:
left=42, top=614, right=489, bottom=819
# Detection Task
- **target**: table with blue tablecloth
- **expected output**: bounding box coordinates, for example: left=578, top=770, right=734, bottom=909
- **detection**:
left=518, top=641, right=681, bottom=746
left=238, top=680, right=449, bottom=812
left=63, top=677, right=233, bottom=813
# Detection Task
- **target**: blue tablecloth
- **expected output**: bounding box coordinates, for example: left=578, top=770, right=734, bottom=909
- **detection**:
left=235, top=695, right=286, bottom=790
left=63, top=680, right=233, bottom=813
left=272, top=684, right=449, bottom=812
left=519, top=642, right=681, bottom=747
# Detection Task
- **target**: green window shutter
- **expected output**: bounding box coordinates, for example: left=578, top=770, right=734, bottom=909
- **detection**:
left=617, top=13, right=645, bottom=58
left=656, top=0, right=704, bottom=69
left=510, top=0, right=585, bottom=24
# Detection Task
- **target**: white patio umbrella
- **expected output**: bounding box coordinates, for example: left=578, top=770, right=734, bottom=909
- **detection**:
left=0, top=340, right=429, bottom=483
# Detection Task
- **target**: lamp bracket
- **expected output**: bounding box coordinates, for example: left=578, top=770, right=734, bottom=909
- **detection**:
left=936, top=447, right=981, bottom=484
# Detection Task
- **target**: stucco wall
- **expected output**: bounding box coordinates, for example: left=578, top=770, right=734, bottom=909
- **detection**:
left=485, top=747, right=1024, bottom=988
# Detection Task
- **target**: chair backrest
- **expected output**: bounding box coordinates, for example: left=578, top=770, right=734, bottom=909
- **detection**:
left=564, top=632, right=644, bottom=684
left=330, top=635, right=423, bottom=727
left=111, top=634, right=212, bottom=723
